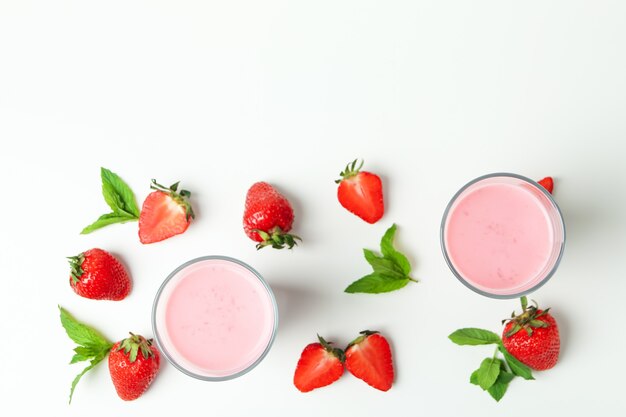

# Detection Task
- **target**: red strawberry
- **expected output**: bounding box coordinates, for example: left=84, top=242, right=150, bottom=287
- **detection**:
left=502, top=297, right=560, bottom=371
left=243, top=181, right=300, bottom=249
left=68, top=248, right=131, bottom=301
left=108, top=333, right=161, bottom=401
left=345, top=330, right=394, bottom=391
left=537, top=177, right=554, bottom=194
left=293, top=335, right=345, bottom=392
left=138, top=179, right=194, bottom=244
left=336, top=159, right=384, bottom=224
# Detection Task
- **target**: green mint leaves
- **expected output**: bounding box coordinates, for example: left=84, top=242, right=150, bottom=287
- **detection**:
left=448, top=328, right=501, bottom=346
left=345, top=224, right=417, bottom=294
left=59, top=306, right=113, bottom=404
left=81, top=167, right=140, bottom=234
left=449, top=327, right=534, bottom=402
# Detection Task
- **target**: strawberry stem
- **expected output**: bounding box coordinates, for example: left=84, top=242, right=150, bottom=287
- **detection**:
left=67, top=253, right=85, bottom=284
left=117, top=332, right=155, bottom=363
left=254, top=226, right=302, bottom=250
left=335, top=159, right=364, bottom=183
left=149, top=178, right=195, bottom=221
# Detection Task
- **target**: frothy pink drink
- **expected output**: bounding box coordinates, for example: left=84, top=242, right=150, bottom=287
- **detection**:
left=442, top=174, right=565, bottom=297
left=153, top=257, right=277, bottom=379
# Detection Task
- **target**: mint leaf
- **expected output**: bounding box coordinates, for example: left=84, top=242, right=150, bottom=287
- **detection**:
left=469, top=369, right=479, bottom=385
left=498, top=345, right=534, bottom=380
left=101, top=167, right=140, bottom=217
left=80, top=212, right=137, bottom=234
left=59, top=306, right=113, bottom=403
left=345, top=273, right=410, bottom=294
left=81, top=168, right=139, bottom=234
left=59, top=306, right=111, bottom=348
left=380, top=223, right=411, bottom=275
left=477, top=357, right=501, bottom=390
left=487, top=369, right=515, bottom=401
left=363, top=249, right=405, bottom=278
left=345, top=224, right=416, bottom=294
left=449, top=328, right=501, bottom=346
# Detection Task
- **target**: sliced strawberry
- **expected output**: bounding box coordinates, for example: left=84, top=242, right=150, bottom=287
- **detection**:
left=336, top=159, right=384, bottom=224
left=138, top=180, right=194, bottom=244
left=293, top=335, right=345, bottom=392
left=537, top=177, right=554, bottom=194
left=345, top=330, right=394, bottom=391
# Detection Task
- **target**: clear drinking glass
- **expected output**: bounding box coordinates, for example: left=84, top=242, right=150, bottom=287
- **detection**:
left=440, top=173, right=565, bottom=298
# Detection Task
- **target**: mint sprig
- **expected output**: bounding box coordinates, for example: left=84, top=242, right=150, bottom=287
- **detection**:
left=59, top=306, right=113, bottom=404
left=81, top=167, right=140, bottom=234
left=345, top=224, right=418, bottom=294
left=449, top=327, right=534, bottom=402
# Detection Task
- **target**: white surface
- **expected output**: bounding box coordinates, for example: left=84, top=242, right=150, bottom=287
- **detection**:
left=1, top=1, right=625, bottom=415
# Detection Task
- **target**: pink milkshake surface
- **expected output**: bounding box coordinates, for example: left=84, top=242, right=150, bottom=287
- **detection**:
left=153, top=257, right=277, bottom=380
left=442, top=174, right=565, bottom=297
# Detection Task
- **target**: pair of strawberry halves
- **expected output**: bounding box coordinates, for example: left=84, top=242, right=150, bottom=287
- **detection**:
left=293, top=331, right=394, bottom=392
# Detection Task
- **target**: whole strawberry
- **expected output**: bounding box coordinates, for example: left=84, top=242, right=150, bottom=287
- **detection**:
left=336, top=159, right=384, bottom=224
left=68, top=248, right=131, bottom=301
left=502, top=296, right=560, bottom=371
left=294, top=335, right=345, bottom=392
left=243, top=181, right=301, bottom=249
left=139, top=179, right=195, bottom=244
left=345, top=330, right=394, bottom=391
left=109, top=333, right=161, bottom=401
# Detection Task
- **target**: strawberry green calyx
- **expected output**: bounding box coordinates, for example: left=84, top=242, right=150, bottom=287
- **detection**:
left=335, top=159, right=364, bottom=183
left=254, top=226, right=302, bottom=250
left=502, top=296, right=551, bottom=337
left=117, top=333, right=155, bottom=363
left=67, top=253, right=85, bottom=284
left=150, top=179, right=195, bottom=221
left=318, top=334, right=346, bottom=363
left=346, top=330, right=379, bottom=348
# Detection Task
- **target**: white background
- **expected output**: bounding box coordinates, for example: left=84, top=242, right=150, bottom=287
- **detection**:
left=1, top=1, right=625, bottom=415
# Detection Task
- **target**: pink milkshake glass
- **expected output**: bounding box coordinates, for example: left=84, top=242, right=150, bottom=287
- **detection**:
left=441, top=173, right=565, bottom=298
left=152, top=256, right=278, bottom=380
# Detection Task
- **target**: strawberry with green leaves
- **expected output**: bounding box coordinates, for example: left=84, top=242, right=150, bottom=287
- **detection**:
left=138, top=179, right=195, bottom=244
left=293, top=335, right=345, bottom=392
left=336, top=159, right=384, bottom=224
left=447, top=296, right=561, bottom=402
left=243, top=182, right=301, bottom=249
left=68, top=248, right=131, bottom=301
left=345, top=331, right=394, bottom=391
left=59, top=306, right=160, bottom=403
left=109, top=333, right=161, bottom=401
left=80, top=168, right=195, bottom=244
left=502, top=297, right=560, bottom=371
left=345, top=223, right=417, bottom=294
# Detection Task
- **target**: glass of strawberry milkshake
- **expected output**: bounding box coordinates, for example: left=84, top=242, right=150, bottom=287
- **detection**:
left=441, top=173, right=565, bottom=298
left=152, top=256, right=278, bottom=380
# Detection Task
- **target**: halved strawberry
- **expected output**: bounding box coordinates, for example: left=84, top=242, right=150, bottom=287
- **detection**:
left=293, top=335, right=345, bottom=392
left=345, top=330, right=394, bottom=391
left=138, top=180, right=194, bottom=244
left=537, top=177, right=554, bottom=194
left=336, top=159, right=384, bottom=224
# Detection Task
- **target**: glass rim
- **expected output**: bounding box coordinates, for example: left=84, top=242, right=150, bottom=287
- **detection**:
left=440, top=172, right=566, bottom=299
left=151, top=255, right=279, bottom=381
